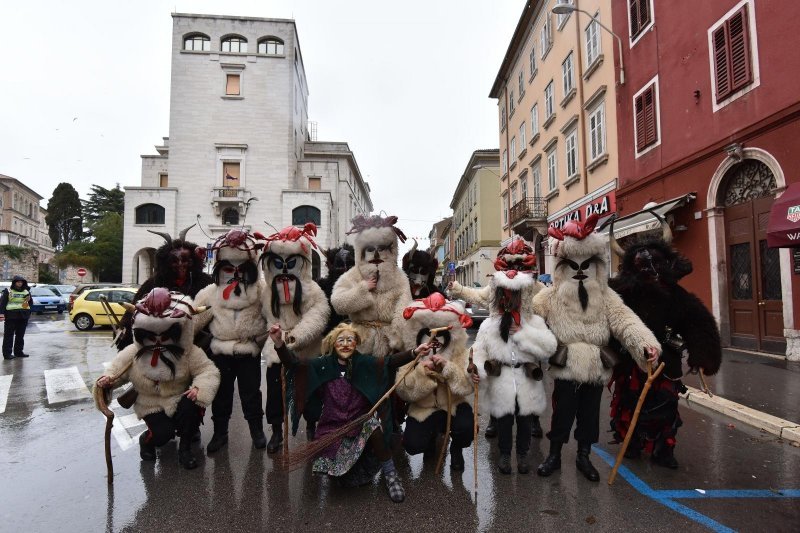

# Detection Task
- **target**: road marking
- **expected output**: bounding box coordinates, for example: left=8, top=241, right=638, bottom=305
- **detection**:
left=44, top=367, right=91, bottom=404
left=593, top=446, right=800, bottom=532
left=0, top=374, right=12, bottom=414
left=108, top=404, right=146, bottom=451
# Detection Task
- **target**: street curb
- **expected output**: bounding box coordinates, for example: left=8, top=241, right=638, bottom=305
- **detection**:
left=681, top=386, right=800, bottom=445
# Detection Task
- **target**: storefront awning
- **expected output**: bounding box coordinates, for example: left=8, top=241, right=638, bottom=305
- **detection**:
left=597, top=193, right=696, bottom=238
left=767, top=183, right=800, bottom=248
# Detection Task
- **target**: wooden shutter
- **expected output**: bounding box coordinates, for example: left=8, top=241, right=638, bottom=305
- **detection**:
left=630, top=0, right=650, bottom=38
left=728, top=6, right=752, bottom=92
left=226, top=74, right=240, bottom=95
left=635, top=92, right=646, bottom=150
left=635, top=85, right=657, bottom=151
left=713, top=25, right=730, bottom=99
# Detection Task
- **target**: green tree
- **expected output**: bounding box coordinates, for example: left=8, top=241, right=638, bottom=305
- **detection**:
left=83, top=184, right=125, bottom=223
left=46, top=183, right=82, bottom=250
left=89, top=212, right=123, bottom=281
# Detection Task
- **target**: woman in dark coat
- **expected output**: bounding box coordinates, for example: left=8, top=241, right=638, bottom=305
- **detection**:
left=0, top=275, right=32, bottom=360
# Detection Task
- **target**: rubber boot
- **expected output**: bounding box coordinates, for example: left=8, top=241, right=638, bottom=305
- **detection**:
left=249, top=419, right=267, bottom=449
left=485, top=416, right=497, bottom=439
left=267, top=423, right=283, bottom=454
left=517, top=453, right=530, bottom=474
left=178, top=438, right=198, bottom=470
left=498, top=454, right=512, bottom=475
left=531, top=415, right=543, bottom=438
left=206, top=420, right=229, bottom=454
left=576, top=442, right=600, bottom=482
left=139, top=432, right=156, bottom=461
left=537, top=441, right=562, bottom=477
left=450, top=442, right=465, bottom=472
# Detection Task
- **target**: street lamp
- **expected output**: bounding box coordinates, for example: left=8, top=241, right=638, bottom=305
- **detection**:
left=552, top=4, right=625, bottom=85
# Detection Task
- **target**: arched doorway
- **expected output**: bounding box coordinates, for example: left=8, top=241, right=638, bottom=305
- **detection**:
left=718, top=159, right=785, bottom=353
left=132, top=248, right=156, bottom=285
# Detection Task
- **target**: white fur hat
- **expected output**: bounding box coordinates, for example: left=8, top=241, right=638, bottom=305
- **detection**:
left=548, top=213, right=606, bottom=259
left=347, top=215, right=407, bottom=258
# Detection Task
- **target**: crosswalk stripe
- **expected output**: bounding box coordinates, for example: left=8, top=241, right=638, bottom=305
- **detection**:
left=104, top=399, right=146, bottom=450
left=44, top=367, right=91, bottom=404
left=0, top=374, right=12, bottom=414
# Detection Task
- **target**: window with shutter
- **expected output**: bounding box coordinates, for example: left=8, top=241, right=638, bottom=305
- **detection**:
left=714, top=5, right=752, bottom=102
left=634, top=84, right=658, bottom=152
left=629, top=0, right=651, bottom=40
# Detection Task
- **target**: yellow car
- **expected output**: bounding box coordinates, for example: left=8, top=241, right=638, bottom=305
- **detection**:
left=69, top=287, right=138, bottom=331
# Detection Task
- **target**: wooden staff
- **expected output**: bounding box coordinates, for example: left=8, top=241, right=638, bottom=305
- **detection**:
left=434, top=385, right=452, bottom=476
left=93, top=359, right=133, bottom=483
left=608, top=360, right=665, bottom=485
left=699, top=368, right=713, bottom=398
left=467, top=347, right=479, bottom=494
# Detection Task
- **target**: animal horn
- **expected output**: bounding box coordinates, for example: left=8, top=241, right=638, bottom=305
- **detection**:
left=409, top=239, right=418, bottom=256
left=608, top=216, right=625, bottom=257
left=147, top=229, right=172, bottom=244
left=121, top=302, right=136, bottom=312
left=648, top=209, right=673, bottom=244
left=178, top=224, right=196, bottom=241
left=192, top=305, right=211, bottom=315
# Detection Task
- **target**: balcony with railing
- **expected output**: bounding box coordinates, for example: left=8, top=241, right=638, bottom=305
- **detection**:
left=211, top=187, right=254, bottom=216
left=510, top=197, right=548, bottom=228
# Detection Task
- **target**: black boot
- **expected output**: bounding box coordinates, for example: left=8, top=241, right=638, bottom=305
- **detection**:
left=531, top=416, right=543, bottom=438
left=206, top=421, right=229, bottom=454
left=139, top=433, right=156, bottom=461
left=178, top=438, right=198, bottom=470
left=450, top=443, right=465, bottom=472
left=485, top=416, right=497, bottom=439
left=517, top=453, right=530, bottom=474
left=652, top=446, right=679, bottom=469
left=537, top=441, right=562, bottom=477
left=267, top=424, right=283, bottom=454
left=306, top=420, right=317, bottom=441
left=249, top=419, right=267, bottom=450
left=498, top=454, right=512, bottom=475
left=576, top=442, right=600, bottom=482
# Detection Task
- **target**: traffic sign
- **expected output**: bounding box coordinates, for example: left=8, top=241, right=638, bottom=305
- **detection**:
left=447, top=262, right=456, bottom=273
left=77, top=268, right=87, bottom=277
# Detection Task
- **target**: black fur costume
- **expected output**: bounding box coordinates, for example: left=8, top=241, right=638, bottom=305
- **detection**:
left=401, top=240, right=442, bottom=299
left=608, top=219, right=721, bottom=467
left=318, top=244, right=355, bottom=334
left=116, top=228, right=213, bottom=350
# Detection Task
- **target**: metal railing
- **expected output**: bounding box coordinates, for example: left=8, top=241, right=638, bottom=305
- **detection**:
left=509, top=197, right=548, bottom=226
left=213, top=187, right=245, bottom=199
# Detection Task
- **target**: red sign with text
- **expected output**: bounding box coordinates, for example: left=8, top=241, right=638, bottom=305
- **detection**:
left=548, top=191, right=617, bottom=230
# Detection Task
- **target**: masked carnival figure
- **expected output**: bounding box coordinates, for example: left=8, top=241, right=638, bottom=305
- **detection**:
left=95, top=288, right=220, bottom=469
left=116, top=225, right=213, bottom=350
left=193, top=229, right=269, bottom=453
left=402, top=239, right=442, bottom=298
left=395, top=293, right=475, bottom=471
left=331, top=215, right=413, bottom=357
left=533, top=214, right=660, bottom=481
left=260, top=223, right=330, bottom=452
left=608, top=212, right=722, bottom=469
left=450, top=238, right=557, bottom=474
left=318, top=244, right=355, bottom=334
left=269, top=322, right=432, bottom=503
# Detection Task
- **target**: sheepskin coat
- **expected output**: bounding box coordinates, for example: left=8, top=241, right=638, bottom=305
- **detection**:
left=395, top=299, right=473, bottom=422
left=533, top=233, right=659, bottom=385
left=331, top=226, right=412, bottom=357
left=451, top=272, right=557, bottom=418
left=194, top=279, right=268, bottom=357
left=261, top=281, right=329, bottom=365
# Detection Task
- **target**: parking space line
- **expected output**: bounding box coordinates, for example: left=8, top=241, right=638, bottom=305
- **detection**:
left=44, top=367, right=91, bottom=404
left=593, top=446, right=799, bottom=532
left=0, top=374, right=12, bottom=414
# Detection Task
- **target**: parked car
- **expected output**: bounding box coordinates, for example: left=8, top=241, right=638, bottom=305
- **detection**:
left=38, top=284, right=71, bottom=305
left=69, top=287, right=138, bottom=331
left=455, top=298, right=489, bottom=327
left=30, top=286, right=67, bottom=314
left=68, top=283, right=136, bottom=312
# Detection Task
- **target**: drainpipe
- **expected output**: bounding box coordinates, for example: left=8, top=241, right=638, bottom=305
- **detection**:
left=575, top=0, right=590, bottom=198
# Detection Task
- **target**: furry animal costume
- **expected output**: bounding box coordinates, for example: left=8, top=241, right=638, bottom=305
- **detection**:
left=115, top=225, right=213, bottom=351
left=193, top=229, right=270, bottom=451
left=608, top=213, right=722, bottom=468
left=95, top=288, right=220, bottom=469
left=450, top=239, right=557, bottom=471
left=395, top=293, right=475, bottom=467
left=259, top=223, right=330, bottom=447
left=402, top=239, right=442, bottom=298
left=331, top=215, right=413, bottom=357
left=533, top=214, right=660, bottom=481
left=318, top=244, right=355, bottom=334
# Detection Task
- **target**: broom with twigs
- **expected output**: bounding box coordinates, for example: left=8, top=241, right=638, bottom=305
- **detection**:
left=281, top=326, right=452, bottom=471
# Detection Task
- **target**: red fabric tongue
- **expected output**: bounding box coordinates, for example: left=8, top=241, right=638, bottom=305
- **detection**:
left=506, top=270, right=518, bottom=279
left=150, top=346, right=162, bottom=367
left=282, top=278, right=291, bottom=303
left=223, top=280, right=239, bottom=300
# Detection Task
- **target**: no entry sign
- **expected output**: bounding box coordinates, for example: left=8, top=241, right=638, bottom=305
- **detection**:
left=77, top=268, right=87, bottom=277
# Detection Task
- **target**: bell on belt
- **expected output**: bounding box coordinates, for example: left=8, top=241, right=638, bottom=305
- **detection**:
left=548, top=344, right=568, bottom=368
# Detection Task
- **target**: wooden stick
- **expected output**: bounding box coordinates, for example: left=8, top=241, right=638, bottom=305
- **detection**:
left=608, top=360, right=665, bottom=486
left=699, top=369, right=713, bottom=398
left=94, top=359, right=133, bottom=483
left=471, top=349, right=479, bottom=495
left=282, top=363, right=289, bottom=455
left=435, top=385, right=452, bottom=475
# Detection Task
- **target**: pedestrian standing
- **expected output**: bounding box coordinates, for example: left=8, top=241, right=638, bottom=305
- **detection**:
left=0, top=275, right=32, bottom=360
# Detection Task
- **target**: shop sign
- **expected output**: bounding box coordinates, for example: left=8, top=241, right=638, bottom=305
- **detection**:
left=548, top=191, right=617, bottom=230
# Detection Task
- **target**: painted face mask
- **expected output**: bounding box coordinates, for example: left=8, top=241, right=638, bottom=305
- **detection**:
left=213, top=259, right=259, bottom=300
left=169, top=248, right=192, bottom=282
left=334, top=333, right=358, bottom=360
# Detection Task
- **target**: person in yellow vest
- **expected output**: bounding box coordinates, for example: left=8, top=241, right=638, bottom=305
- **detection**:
left=0, top=275, right=32, bottom=360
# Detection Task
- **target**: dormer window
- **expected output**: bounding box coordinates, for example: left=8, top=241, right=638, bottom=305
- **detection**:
left=221, top=35, right=248, bottom=53
left=184, top=33, right=210, bottom=51
left=258, top=37, right=285, bottom=55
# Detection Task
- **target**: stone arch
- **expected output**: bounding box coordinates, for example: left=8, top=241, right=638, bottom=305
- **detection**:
left=132, top=247, right=156, bottom=285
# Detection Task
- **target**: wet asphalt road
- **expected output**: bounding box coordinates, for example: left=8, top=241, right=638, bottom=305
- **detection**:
left=1, top=315, right=799, bottom=532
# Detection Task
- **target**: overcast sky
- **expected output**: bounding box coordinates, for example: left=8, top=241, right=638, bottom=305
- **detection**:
left=0, top=0, right=522, bottom=253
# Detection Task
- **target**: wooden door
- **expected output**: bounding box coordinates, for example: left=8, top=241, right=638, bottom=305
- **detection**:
left=725, top=197, right=785, bottom=353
